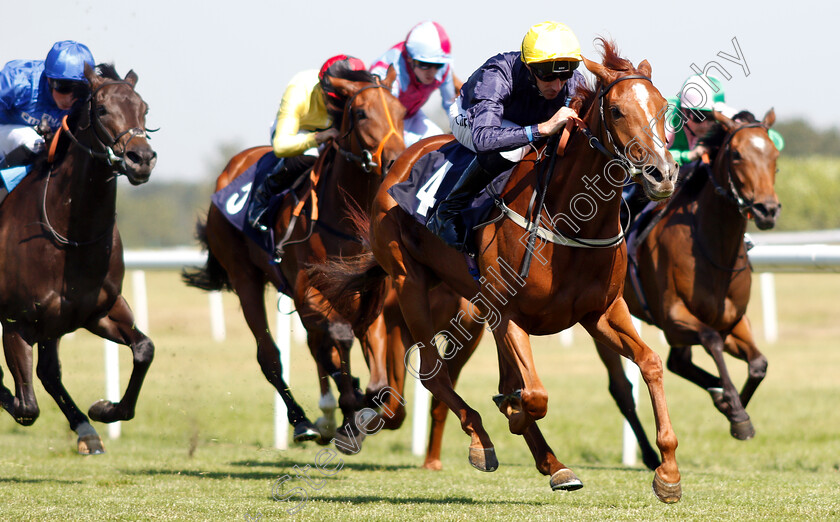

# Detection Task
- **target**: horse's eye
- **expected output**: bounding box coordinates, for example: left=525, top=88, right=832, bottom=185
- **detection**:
left=96, top=106, right=107, bottom=117
left=610, top=106, right=623, bottom=119
left=732, top=150, right=742, bottom=161
left=355, top=109, right=367, bottom=120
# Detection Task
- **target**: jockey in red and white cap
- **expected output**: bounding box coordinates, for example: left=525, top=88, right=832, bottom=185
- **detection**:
left=370, top=21, right=457, bottom=146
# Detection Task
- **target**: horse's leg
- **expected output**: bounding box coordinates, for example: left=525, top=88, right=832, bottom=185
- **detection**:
left=581, top=297, right=681, bottom=503
left=313, top=361, right=338, bottom=444
left=665, top=304, right=753, bottom=439
left=491, top=318, right=547, bottom=432
left=696, top=325, right=754, bottom=440
left=36, top=339, right=104, bottom=454
left=423, top=326, right=480, bottom=470
left=393, top=271, right=497, bottom=472
left=0, top=328, right=39, bottom=425
left=363, top=312, right=407, bottom=430
left=231, top=273, right=317, bottom=441
left=666, top=345, right=723, bottom=392
left=594, top=340, right=661, bottom=470
left=724, top=316, right=767, bottom=409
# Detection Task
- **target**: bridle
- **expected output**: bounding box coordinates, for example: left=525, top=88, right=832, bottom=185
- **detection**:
left=42, top=79, right=153, bottom=247
left=54, top=80, right=153, bottom=175
left=582, top=74, right=656, bottom=178
left=705, top=122, right=770, bottom=219
left=334, top=82, right=403, bottom=175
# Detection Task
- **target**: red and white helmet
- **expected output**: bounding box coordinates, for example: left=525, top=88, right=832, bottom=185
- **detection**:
left=404, top=21, right=452, bottom=64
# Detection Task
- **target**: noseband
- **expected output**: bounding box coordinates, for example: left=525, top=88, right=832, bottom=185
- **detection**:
left=55, top=80, right=151, bottom=175
left=335, top=82, right=403, bottom=176
left=705, top=122, right=770, bottom=218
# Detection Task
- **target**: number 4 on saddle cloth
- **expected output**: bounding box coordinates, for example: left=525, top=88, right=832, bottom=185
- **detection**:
left=388, top=141, right=516, bottom=259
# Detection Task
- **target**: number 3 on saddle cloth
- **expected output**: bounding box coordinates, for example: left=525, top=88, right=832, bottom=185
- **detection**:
left=210, top=151, right=296, bottom=293
left=388, top=141, right=516, bottom=263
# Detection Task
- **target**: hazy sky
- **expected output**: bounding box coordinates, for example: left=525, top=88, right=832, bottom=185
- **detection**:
left=5, top=1, right=832, bottom=182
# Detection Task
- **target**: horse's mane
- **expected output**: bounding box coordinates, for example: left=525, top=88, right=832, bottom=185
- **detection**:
left=94, top=62, right=122, bottom=81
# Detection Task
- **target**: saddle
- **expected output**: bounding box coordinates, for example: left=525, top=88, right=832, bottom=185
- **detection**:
left=388, top=141, right=517, bottom=257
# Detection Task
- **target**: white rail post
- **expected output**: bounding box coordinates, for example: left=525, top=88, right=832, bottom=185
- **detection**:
left=559, top=327, right=574, bottom=347
left=622, top=317, right=643, bottom=466
left=209, top=291, right=226, bottom=342
left=274, top=294, right=292, bottom=449
left=104, top=340, right=121, bottom=439
left=760, top=272, right=779, bottom=343
left=411, top=346, right=431, bottom=456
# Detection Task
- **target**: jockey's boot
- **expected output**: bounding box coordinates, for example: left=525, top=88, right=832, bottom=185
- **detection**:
left=426, top=158, right=491, bottom=251
left=0, top=145, right=37, bottom=169
left=247, top=159, right=287, bottom=231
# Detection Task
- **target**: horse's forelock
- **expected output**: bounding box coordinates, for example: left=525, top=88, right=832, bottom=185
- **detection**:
left=596, top=38, right=636, bottom=74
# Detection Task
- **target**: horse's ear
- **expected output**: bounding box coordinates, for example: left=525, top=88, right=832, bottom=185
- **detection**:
left=328, top=77, right=361, bottom=99
left=712, top=109, right=738, bottom=131
left=383, top=65, right=397, bottom=89
left=84, top=62, right=103, bottom=90
left=583, top=56, right=615, bottom=85
left=762, top=107, right=776, bottom=128
left=637, top=59, right=651, bottom=78
left=125, top=69, right=138, bottom=87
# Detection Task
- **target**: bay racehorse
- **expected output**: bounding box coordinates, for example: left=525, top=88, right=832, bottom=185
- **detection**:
left=316, top=40, right=684, bottom=502
left=0, top=63, right=157, bottom=454
left=182, top=69, right=406, bottom=447
left=596, top=109, right=780, bottom=467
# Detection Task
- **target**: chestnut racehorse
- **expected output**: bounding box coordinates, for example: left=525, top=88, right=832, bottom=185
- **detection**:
left=317, top=41, right=683, bottom=502
left=182, top=70, right=406, bottom=446
left=0, top=64, right=157, bottom=454
left=596, top=109, right=781, bottom=467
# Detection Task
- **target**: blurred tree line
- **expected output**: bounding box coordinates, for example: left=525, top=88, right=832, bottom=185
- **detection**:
left=114, top=121, right=840, bottom=249
left=774, top=119, right=840, bottom=156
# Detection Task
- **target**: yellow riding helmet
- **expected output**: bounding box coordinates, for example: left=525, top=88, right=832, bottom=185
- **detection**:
left=520, top=21, right=582, bottom=64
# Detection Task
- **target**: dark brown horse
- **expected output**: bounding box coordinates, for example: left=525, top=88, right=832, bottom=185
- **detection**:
left=318, top=41, right=684, bottom=502
left=596, top=109, right=780, bottom=467
left=182, top=70, right=406, bottom=446
left=0, top=64, right=157, bottom=454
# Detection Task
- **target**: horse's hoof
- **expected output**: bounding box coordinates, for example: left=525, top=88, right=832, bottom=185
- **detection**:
left=730, top=419, right=755, bottom=440
left=652, top=472, right=682, bottom=504
left=314, top=416, right=337, bottom=444
left=333, top=425, right=366, bottom=455
left=78, top=434, right=106, bottom=455
left=88, top=399, right=124, bottom=423
left=292, top=421, right=320, bottom=443
left=550, top=468, right=583, bottom=491
left=468, top=446, right=498, bottom=472
left=422, top=459, right=443, bottom=471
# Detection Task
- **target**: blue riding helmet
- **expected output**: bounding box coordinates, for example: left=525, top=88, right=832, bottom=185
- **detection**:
left=44, top=40, right=95, bottom=82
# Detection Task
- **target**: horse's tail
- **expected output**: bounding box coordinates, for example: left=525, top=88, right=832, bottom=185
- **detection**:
left=307, top=204, right=388, bottom=331
left=181, top=217, right=232, bottom=292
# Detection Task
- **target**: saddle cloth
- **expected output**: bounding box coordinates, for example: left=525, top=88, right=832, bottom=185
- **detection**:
left=387, top=141, right=515, bottom=255
left=0, top=165, right=32, bottom=205
left=210, top=151, right=295, bottom=295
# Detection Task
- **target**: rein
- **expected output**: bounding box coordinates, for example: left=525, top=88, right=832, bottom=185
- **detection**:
left=335, top=82, right=403, bottom=175
left=40, top=79, right=148, bottom=248
left=497, top=75, right=654, bottom=270
left=51, top=81, right=150, bottom=175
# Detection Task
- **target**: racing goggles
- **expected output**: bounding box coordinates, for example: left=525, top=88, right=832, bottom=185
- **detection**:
left=413, top=60, right=445, bottom=71
left=529, top=60, right=579, bottom=82
left=49, top=79, right=88, bottom=96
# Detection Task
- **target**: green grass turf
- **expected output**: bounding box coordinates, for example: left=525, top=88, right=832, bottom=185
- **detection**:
left=1, top=272, right=838, bottom=520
